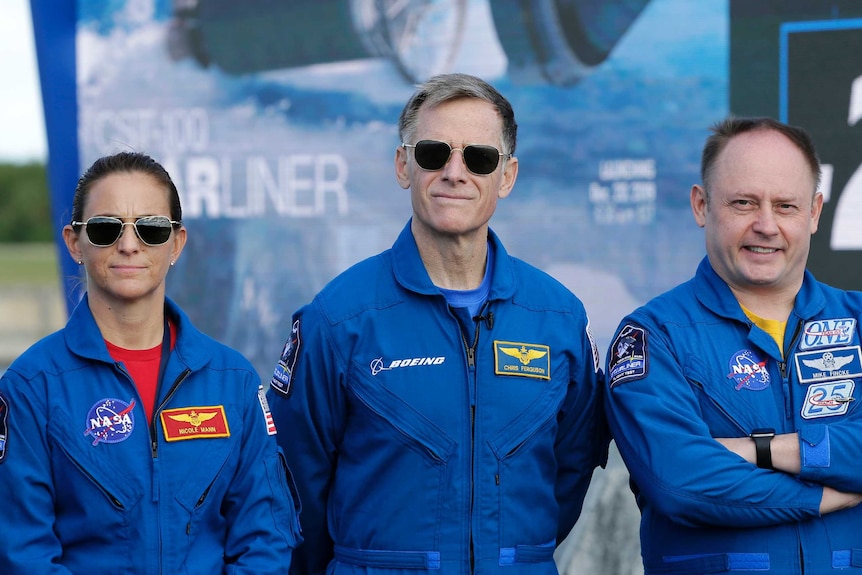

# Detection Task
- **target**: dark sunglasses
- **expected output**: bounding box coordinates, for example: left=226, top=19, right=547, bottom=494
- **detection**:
left=71, top=216, right=181, bottom=247
left=402, top=140, right=510, bottom=175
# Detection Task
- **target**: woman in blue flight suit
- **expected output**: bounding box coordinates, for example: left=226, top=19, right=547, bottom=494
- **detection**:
left=0, top=151, right=300, bottom=574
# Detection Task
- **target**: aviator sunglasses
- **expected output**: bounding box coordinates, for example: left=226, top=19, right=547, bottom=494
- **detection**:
left=71, top=216, right=181, bottom=247
left=402, top=140, right=510, bottom=175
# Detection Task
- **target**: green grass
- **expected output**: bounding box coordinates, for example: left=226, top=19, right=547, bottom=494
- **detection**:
left=0, top=242, right=62, bottom=285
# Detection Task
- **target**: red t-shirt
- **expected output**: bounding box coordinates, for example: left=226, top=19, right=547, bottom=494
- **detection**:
left=105, top=322, right=176, bottom=422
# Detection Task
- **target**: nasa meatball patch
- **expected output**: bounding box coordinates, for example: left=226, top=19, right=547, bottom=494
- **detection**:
left=726, top=349, right=770, bottom=391
left=608, top=324, right=648, bottom=388
left=83, top=398, right=136, bottom=446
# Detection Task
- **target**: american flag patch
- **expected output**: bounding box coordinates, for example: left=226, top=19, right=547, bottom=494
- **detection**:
left=258, top=385, right=277, bottom=435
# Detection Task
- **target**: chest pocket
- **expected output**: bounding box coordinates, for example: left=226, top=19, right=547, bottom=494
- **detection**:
left=486, top=360, right=568, bottom=461
left=49, top=405, right=144, bottom=511
left=170, top=408, right=242, bottom=512
left=347, top=365, right=457, bottom=464
left=684, top=355, right=782, bottom=435
left=334, top=365, right=457, bottom=543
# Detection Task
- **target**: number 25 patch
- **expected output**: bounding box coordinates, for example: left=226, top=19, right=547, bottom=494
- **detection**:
left=801, top=380, right=855, bottom=419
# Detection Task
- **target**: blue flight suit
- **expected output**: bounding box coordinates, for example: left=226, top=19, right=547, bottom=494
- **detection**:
left=270, top=222, right=608, bottom=575
left=606, top=257, right=862, bottom=574
left=0, top=296, right=300, bottom=574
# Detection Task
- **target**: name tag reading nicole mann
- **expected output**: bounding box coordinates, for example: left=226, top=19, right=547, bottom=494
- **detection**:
left=160, top=406, right=230, bottom=441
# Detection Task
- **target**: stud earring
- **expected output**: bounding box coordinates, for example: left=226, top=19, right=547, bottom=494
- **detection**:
left=170, top=261, right=175, bottom=266
left=77, top=260, right=82, bottom=265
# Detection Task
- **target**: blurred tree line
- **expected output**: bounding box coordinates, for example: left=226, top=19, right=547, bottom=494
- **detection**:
left=0, top=162, right=52, bottom=242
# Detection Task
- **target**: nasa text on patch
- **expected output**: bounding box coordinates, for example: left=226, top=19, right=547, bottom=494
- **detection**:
left=160, top=406, right=230, bottom=442
left=726, top=349, right=771, bottom=391
left=494, top=341, right=551, bottom=380
left=608, top=324, right=648, bottom=388
left=794, top=345, right=862, bottom=384
left=271, top=318, right=301, bottom=398
left=84, top=398, right=136, bottom=446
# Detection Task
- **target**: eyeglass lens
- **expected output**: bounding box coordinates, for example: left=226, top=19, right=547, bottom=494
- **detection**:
left=412, top=140, right=503, bottom=175
left=82, top=216, right=175, bottom=246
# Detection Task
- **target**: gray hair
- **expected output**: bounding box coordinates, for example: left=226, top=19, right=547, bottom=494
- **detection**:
left=398, top=73, right=517, bottom=155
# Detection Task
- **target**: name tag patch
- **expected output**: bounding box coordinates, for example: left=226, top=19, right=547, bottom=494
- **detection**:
left=494, top=341, right=550, bottom=380
left=794, top=346, right=862, bottom=384
left=161, top=406, right=230, bottom=442
left=801, top=380, right=855, bottom=419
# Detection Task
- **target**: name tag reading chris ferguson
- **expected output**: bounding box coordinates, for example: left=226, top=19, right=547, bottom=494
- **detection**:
left=494, top=340, right=551, bottom=380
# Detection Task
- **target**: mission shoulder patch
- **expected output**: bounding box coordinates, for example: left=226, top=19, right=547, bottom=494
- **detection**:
left=608, top=324, right=648, bottom=387
left=271, top=318, right=301, bottom=398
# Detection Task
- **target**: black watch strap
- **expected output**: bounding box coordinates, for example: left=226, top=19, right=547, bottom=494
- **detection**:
left=750, top=428, right=775, bottom=469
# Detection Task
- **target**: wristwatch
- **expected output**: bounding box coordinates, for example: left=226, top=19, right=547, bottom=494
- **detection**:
left=749, top=428, right=776, bottom=469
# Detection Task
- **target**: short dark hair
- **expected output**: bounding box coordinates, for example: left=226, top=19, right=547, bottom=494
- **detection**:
left=70, top=152, right=182, bottom=224
left=398, top=73, right=517, bottom=156
left=700, top=116, right=821, bottom=195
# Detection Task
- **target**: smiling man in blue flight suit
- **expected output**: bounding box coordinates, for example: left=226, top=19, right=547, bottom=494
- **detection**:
left=268, top=73, right=608, bottom=575
left=605, top=116, right=862, bottom=575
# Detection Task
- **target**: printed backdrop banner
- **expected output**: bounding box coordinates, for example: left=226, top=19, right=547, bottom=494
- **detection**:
left=32, top=0, right=862, bottom=380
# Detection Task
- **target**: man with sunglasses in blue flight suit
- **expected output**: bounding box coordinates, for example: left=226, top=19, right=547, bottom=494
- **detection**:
left=605, top=117, right=862, bottom=575
left=268, top=73, right=608, bottom=575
